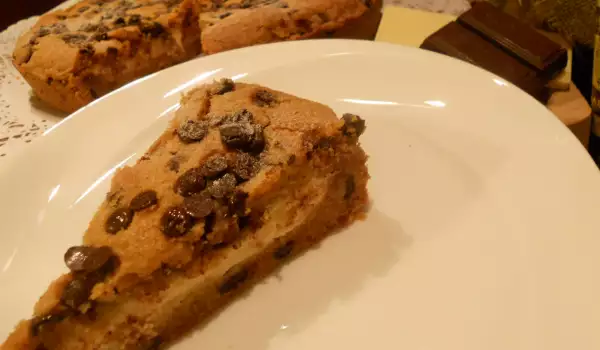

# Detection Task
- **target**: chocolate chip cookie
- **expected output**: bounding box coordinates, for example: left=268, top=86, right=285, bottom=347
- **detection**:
left=13, top=0, right=202, bottom=113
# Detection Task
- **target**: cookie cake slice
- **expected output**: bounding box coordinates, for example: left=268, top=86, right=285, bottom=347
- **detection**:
left=1, top=80, right=369, bottom=350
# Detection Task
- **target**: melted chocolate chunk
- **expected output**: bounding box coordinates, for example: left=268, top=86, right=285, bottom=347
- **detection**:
left=105, top=208, right=133, bottom=234
left=252, top=90, right=278, bottom=107
left=207, top=173, right=237, bottom=199
left=141, top=22, right=165, bottom=38
left=218, top=265, right=249, bottom=294
left=37, top=26, right=51, bottom=37
left=61, top=33, right=88, bottom=44
left=219, top=123, right=253, bottom=148
left=113, top=17, right=126, bottom=26
left=231, top=152, right=259, bottom=181
left=128, top=14, right=142, bottom=25
left=213, top=78, right=235, bottom=95
left=341, top=113, right=366, bottom=137
left=51, top=23, right=68, bottom=34
left=201, top=154, right=229, bottom=178
left=204, top=213, right=216, bottom=234
left=161, top=206, right=194, bottom=237
left=130, top=190, right=158, bottom=211
left=219, top=122, right=264, bottom=153
left=167, top=156, right=182, bottom=173
left=79, top=45, right=95, bottom=56
left=93, top=32, right=109, bottom=41
left=273, top=240, right=294, bottom=259
left=183, top=192, right=215, bottom=218
left=31, top=313, right=68, bottom=336
left=177, top=120, right=208, bottom=143
left=228, top=190, right=248, bottom=216
left=107, top=46, right=118, bottom=56
left=61, top=276, right=96, bottom=310
left=174, top=167, right=206, bottom=197
left=64, top=246, right=114, bottom=273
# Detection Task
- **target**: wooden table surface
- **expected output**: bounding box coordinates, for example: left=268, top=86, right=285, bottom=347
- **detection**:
left=0, top=0, right=64, bottom=31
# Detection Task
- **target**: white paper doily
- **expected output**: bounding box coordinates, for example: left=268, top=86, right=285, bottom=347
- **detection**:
left=0, top=0, right=469, bottom=161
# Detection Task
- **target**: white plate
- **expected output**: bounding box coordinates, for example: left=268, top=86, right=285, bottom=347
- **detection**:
left=1, top=39, right=599, bottom=349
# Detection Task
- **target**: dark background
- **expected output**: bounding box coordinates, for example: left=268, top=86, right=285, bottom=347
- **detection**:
left=1, top=0, right=63, bottom=31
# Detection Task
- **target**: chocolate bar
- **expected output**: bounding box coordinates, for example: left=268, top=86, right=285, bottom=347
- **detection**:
left=420, top=22, right=549, bottom=102
left=458, top=2, right=567, bottom=78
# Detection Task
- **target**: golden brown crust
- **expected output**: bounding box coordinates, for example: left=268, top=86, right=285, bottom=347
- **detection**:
left=1, top=80, right=369, bottom=350
left=13, top=0, right=202, bottom=113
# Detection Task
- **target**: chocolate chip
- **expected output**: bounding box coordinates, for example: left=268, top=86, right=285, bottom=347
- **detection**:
left=167, top=156, right=182, bottom=173
left=174, top=167, right=206, bottom=197
left=79, top=45, right=95, bottom=56
left=105, top=208, right=133, bottom=234
left=218, top=265, right=248, bottom=294
left=31, top=313, right=67, bottom=336
left=225, top=109, right=253, bottom=124
left=46, top=77, right=54, bottom=85
left=177, top=120, right=208, bottom=143
left=232, top=152, right=259, bottom=181
left=128, top=14, right=141, bottom=25
left=141, top=22, right=165, bottom=38
left=61, top=276, right=96, bottom=309
left=207, top=173, right=237, bottom=199
left=362, top=0, right=372, bottom=7
left=219, top=123, right=253, bottom=148
left=57, top=15, right=67, bottom=20
left=107, top=46, right=118, bottom=55
left=113, top=17, right=126, bottom=26
left=64, top=246, right=114, bottom=273
left=341, top=113, right=366, bottom=137
left=228, top=190, right=248, bottom=216
left=219, top=123, right=264, bottom=153
left=61, top=33, right=88, bottom=44
left=213, top=78, right=235, bottom=95
left=79, top=23, right=99, bottom=32
left=37, top=27, right=51, bottom=37
left=90, top=89, right=98, bottom=99
left=201, top=154, right=229, bottom=178
left=240, top=0, right=252, bottom=8
left=93, top=32, right=109, bottom=41
left=130, top=190, right=158, bottom=211
left=161, top=206, right=194, bottom=237
left=344, top=175, right=355, bottom=200
left=204, top=213, right=216, bottom=234
left=252, top=90, right=277, bottom=107
left=78, top=5, right=90, bottom=12
left=273, top=240, right=294, bottom=259
left=183, top=192, right=215, bottom=218
left=237, top=215, right=251, bottom=230
left=219, top=12, right=232, bottom=19
left=51, top=23, right=68, bottom=34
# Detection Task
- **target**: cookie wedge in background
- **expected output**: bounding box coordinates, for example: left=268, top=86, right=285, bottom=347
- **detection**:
left=0, top=80, right=369, bottom=350
left=12, top=0, right=202, bottom=113
left=198, top=0, right=381, bottom=54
